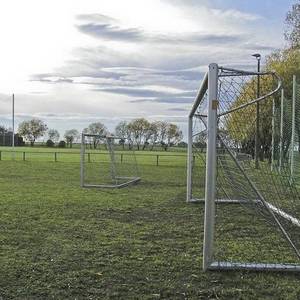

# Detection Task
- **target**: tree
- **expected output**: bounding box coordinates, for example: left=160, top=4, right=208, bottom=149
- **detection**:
left=48, top=129, right=60, bottom=143
left=165, top=123, right=183, bottom=150
left=18, top=119, right=48, bottom=146
left=266, top=48, right=300, bottom=154
left=156, top=121, right=169, bottom=150
left=285, top=1, right=300, bottom=48
left=64, top=129, right=79, bottom=148
left=127, top=118, right=150, bottom=150
left=0, top=125, right=8, bottom=134
left=115, top=121, right=128, bottom=149
left=149, top=121, right=160, bottom=150
left=86, top=122, right=108, bottom=149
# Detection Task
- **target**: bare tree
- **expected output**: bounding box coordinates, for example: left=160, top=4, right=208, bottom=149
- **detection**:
left=48, top=129, right=60, bottom=143
left=64, top=129, right=79, bottom=148
left=115, top=121, right=128, bottom=149
left=18, top=119, right=48, bottom=146
left=166, top=123, right=183, bottom=150
left=86, top=122, right=108, bottom=149
left=127, top=118, right=150, bottom=150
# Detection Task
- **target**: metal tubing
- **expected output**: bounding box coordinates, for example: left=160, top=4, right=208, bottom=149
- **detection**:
left=187, top=116, right=193, bottom=202
left=279, top=89, right=284, bottom=171
left=203, top=63, right=218, bottom=271
left=291, top=76, right=296, bottom=179
left=80, top=133, right=85, bottom=187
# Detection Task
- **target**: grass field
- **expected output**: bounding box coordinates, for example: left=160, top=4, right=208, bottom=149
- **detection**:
left=1, top=148, right=300, bottom=299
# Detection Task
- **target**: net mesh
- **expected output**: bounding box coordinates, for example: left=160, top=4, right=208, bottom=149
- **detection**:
left=191, top=67, right=300, bottom=268
left=81, top=135, right=140, bottom=188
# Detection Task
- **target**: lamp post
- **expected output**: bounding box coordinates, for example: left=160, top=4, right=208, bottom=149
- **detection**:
left=12, top=93, right=15, bottom=160
left=252, top=53, right=261, bottom=169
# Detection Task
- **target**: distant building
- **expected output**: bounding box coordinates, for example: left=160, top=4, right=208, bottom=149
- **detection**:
left=0, top=132, right=24, bottom=146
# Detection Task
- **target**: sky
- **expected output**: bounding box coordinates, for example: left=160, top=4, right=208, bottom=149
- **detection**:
left=0, top=0, right=295, bottom=140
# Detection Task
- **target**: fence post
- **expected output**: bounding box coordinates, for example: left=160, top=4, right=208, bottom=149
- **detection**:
left=156, top=155, right=159, bottom=166
left=88, top=153, right=91, bottom=163
left=23, top=152, right=26, bottom=161
left=121, top=153, right=123, bottom=163
left=54, top=152, right=57, bottom=162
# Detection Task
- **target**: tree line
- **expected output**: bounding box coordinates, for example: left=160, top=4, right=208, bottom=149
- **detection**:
left=12, top=118, right=183, bottom=151
left=224, top=1, right=300, bottom=161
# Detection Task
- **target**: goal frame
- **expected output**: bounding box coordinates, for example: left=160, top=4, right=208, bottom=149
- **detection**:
left=187, top=63, right=300, bottom=272
left=80, top=133, right=141, bottom=189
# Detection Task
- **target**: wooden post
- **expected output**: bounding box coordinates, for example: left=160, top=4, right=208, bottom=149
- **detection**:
left=156, top=155, right=159, bottom=166
left=23, top=152, right=26, bottom=161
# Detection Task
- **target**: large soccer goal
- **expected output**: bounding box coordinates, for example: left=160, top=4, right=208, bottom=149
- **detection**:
left=80, top=133, right=141, bottom=188
left=187, top=63, right=300, bottom=272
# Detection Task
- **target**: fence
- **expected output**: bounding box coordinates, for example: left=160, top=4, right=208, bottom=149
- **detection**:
left=0, top=150, right=193, bottom=167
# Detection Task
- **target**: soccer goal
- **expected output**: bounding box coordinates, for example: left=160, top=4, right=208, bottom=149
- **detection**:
left=80, top=133, right=141, bottom=188
left=187, top=63, right=300, bottom=272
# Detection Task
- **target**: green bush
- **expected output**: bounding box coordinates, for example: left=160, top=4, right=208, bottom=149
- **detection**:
left=46, top=139, right=55, bottom=147
left=58, top=140, right=66, bottom=148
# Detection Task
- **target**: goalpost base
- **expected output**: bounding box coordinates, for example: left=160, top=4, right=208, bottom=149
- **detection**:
left=82, top=177, right=141, bottom=189
left=188, top=198, right=257, bottom=204
left=208, top=261, right=300, bottom=272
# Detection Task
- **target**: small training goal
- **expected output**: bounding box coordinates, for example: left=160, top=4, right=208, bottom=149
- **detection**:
left=80, top=133, right=141, bottom=188
left=187, top=63, right=300, bottom=272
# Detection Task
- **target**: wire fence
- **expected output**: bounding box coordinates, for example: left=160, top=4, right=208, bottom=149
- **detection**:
left=0, top=150, right=193, bottom=167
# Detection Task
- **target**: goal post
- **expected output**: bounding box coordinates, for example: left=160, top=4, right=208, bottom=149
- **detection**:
left=80, top=133, right=141, bottom=188
left=203, top=63, right=218, bottom=270
left=188, top=63, right=300, bottom=272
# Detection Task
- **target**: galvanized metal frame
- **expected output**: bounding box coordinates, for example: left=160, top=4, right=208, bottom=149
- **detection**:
left=80, top=133, right=141, bottom=189
left=187, top=63, right=300, bottom=272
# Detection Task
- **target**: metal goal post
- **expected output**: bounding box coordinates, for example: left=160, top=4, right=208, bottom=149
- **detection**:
left=80, top=133, right=141, bottom=188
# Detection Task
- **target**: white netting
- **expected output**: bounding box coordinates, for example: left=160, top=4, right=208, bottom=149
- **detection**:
left=81, top=134, right=140, bottom=188
left=189, top=66, right=300, bottom=270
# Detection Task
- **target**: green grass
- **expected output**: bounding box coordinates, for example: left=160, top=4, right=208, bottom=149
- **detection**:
left=1, top=154, right=300, bottom=299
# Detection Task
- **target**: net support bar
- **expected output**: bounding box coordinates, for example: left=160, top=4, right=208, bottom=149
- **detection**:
left=203, top=63, right=218, bottom=271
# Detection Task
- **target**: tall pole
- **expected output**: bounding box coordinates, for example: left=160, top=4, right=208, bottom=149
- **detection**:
left=252, top=53, right=261, bottom=169
left=203, top=63, right=218, bottom=271
left=186, top=116, right=193, bottom=202
left=291, top=75, right=296, bottom=180
left=271, top=98, right=275, bottom=171
left=279, top=89, right=284, bottom=171
left=12, top=94, right=15, bottom=160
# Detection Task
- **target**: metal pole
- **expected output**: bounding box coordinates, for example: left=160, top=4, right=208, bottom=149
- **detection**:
left=291, top=76, right=296, bottom=180
left=271, top=98, right=275, bottom=171
left=279, top=89, right=284, bottom=171
left=186, top=116, right=193, bottom=202
left=203, top=63, right=218, bottom=271
left=12, top=94, right=15, bottom=160
left=80, top=133, right=85, bottom=187
left=254, top=56, right=261, bottom=168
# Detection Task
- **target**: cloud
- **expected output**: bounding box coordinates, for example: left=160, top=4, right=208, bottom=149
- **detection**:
left=77, top=14, right=245, bottom=46
left=78, top=23, right=143, bottom=42
left=168, top=107, right=188, bottom=112
left=130, top=96, right=194, bottom=104
left=163, top=1, right=262, bottom=22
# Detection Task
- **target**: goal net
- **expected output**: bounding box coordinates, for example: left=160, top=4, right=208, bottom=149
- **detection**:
left=80, top=134, right=140, bottom=188
left=187, top=63, right=300, bottom=271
